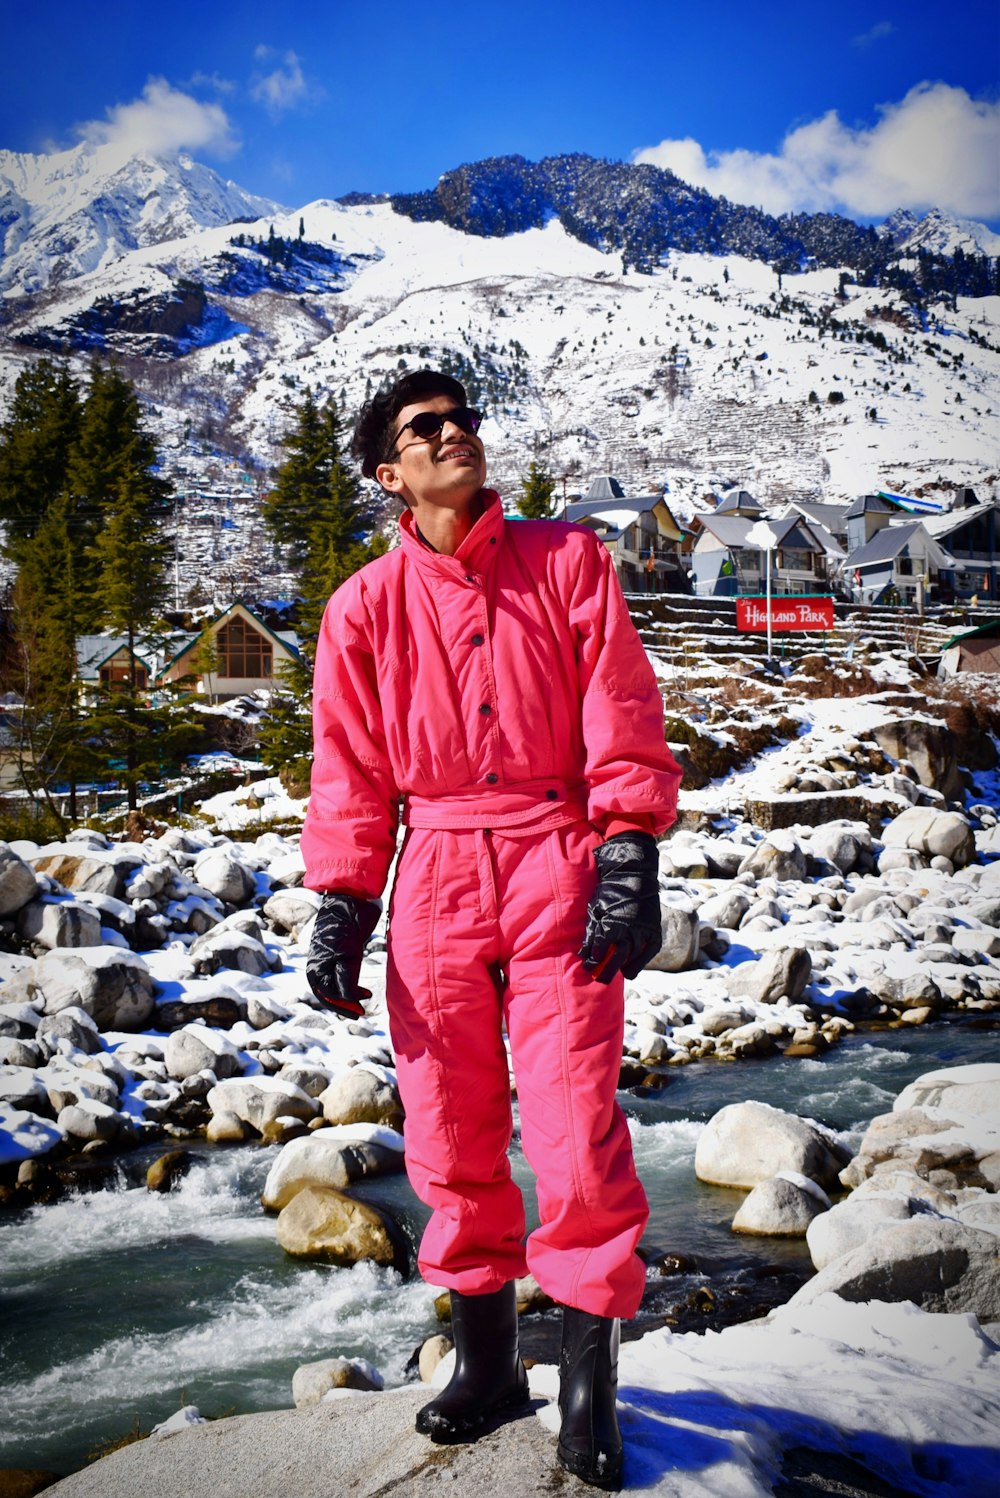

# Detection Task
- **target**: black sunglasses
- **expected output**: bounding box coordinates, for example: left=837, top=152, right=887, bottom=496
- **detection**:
left=392, top=407, right=483, bottom=450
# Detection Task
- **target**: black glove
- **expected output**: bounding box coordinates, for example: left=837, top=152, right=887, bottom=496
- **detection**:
left=306, top=892, right=382, bottom=1018
left=578, top=832, right=662, bottom=984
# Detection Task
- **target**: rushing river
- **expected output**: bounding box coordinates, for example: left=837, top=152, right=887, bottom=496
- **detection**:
left=3, top=1020, right=998, bottom=1478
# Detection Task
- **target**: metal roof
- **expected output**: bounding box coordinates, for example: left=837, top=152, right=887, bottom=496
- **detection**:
left=844, top=493, right=898, bottom=519
left=584, top=476, right=626, bottom=501
left=845, top=520, right=956, bottom=569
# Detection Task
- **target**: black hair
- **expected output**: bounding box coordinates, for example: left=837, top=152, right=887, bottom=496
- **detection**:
left=350, top=369, right=468, bottom=480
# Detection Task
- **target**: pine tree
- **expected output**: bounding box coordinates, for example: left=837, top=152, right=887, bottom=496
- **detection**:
left=259, top=395, right=387, bottom=790
left=8, top=494, right=99, bottom=827
left=86, top=471, right=189, bottom=813
left=66, top=362, right=171, bottom=626
left=518, top=458, right=557, bottom=519
left=0, top=359, right=82, bottom=560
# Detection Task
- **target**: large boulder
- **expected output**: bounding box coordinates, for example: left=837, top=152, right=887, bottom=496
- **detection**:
left=32, top=947, right=156, bottom=1031
left=207, top=1077, right=318, bottom=1135
left=263, top=888, right=322, bottom=937
left=894, top=1063, right=1000, bottom=1124
left=17, top=898, right=102, bottom=951
left=645, top=904, right=700, bottom=973
left=275, top=1185, right=409, bottom=1273
left=0, top=841, right=39, bottom=915
left=192, top=849, right=258, bottom=906
left=319, top=1068, right=404, bottom=1131
left=164, top=1024, right=244, bottom=1082
left=695, top=1100, right=848, bottom=1190
left=872, top=719, right=963, bottom=802
left=732, top=1174, right=830, bottom=1237
left=808, top=823, right=872, bottom=875
left=789, top=1218, right=1000, bottom=1321
left=697, top=888, right=753, bottom=931
left=30, top=852, right=123, bottom=898
left=188, top=927, right=277, bottom=977
left=726, top=947, right=811, bottom=1005
left=841, top=1081, right=998, bottom=1191
left=881, top=808, right=976, bottom=869
left=737, top=832, right=808, bottom=884
left=261, top=1125, right=405, bottom=1211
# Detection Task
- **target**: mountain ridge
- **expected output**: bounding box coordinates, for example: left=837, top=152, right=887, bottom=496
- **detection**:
left=0, top=146, right=996, bottom=606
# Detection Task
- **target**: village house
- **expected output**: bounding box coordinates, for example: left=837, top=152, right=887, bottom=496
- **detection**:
left=689, top=490, right=837, bottom=598
left=842, top=520, right=956, bottom=607
left=76, top=636, right=159, bottom=702
left=559, top=477, right=687, bottom=593
left=920, top=491, right=1000, bottom=604
left=157, top=602, right=300, bottom=701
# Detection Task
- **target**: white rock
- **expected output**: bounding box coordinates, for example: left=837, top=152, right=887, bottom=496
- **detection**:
left=0, top=841, right=40, bottom=916
left=695, top=1100, right=847, bottom=1189
left=207, top=1077, right=318, bottom=1133
left=32, top=946, right=155, bottom=1031
left=164, top=1024, right=244, bottom=1081
left=732, top=1174, right=830, bottom=1237
left=261, top=1125, right=405, bottom=1210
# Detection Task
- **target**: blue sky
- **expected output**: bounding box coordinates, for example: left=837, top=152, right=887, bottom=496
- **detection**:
left=3, top=0, right=998, bottom=225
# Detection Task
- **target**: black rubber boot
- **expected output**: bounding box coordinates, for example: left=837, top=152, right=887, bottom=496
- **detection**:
left=557, top=1307, right=624, bottom=1491
left=415, top=1283, right=530, bottom=1444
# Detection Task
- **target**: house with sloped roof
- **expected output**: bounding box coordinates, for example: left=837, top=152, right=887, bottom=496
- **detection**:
left=920, top=494, right=1000, bottom=603
left=690, top=505, right=839, bottom=598
left=559, top=477, right=687, bottom=593
left=76, top=636, right=160, bottom=697
left=843, top=521, right=957, bottom=606
left=157, top=603, right=300, bottom=701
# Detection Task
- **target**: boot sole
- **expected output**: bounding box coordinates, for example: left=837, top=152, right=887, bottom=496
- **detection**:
left=417, top=1385, right=532, bottom=1445
left=557, top=1437, right=624, bottom=1491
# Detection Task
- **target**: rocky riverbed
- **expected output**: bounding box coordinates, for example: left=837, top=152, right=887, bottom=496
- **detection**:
left=1, top=771, right=999, bottom=1206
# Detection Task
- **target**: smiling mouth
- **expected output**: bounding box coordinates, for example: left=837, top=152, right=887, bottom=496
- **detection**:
left=439, top=446, right=477, bottom=462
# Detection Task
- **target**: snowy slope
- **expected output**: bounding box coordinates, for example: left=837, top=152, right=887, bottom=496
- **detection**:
left=0, top=142, right=280, bottom=294
left=0, top=155, right=997, bottom=586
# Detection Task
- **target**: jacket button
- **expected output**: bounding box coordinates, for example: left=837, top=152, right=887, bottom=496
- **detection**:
left=479, top=703, right=492, bottom=715
left=546, top=789, right=559, bottom=800
left=486, top=773, right=498, bottom=784
left=465, top=574, right=476, bottom=584
left=471, top=633, right=484, bottom=646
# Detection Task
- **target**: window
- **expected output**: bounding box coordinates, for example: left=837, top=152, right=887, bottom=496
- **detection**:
left=99, top=656, right=148, bottom=692
left=779, top=549, right=813, bottom=572
left=216, top=615, right=273, bottom=678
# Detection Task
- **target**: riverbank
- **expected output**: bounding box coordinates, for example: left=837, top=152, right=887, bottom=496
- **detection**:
left=27, top=1046, right=1000, bottom=1498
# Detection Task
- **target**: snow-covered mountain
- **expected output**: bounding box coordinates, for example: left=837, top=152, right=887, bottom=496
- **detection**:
left=879, top=206, right=1000, bottom=260
left=0, top=142, right=280, bottom=295
left=0, top=147, right=997, bottom=602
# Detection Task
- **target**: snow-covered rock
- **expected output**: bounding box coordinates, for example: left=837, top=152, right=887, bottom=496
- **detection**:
left=695, top=1100, right=848, bottom=1189
left=261, top=1124, right=405, bottom=1211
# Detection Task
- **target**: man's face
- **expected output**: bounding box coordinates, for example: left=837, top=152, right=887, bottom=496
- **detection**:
left=376, top=393, right=487, bottom=511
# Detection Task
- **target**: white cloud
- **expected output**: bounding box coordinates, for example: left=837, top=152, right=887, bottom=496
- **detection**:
left=852, top=21, right=895, bottom=47
left=250, top=49, right=311, bottom=116
left=76, top=77, right=238, bottom=161
left=634, top=83, right=1000, bottom=223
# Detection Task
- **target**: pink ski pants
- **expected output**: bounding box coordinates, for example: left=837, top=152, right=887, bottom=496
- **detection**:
left=385, top=820, right=649, bottom=1318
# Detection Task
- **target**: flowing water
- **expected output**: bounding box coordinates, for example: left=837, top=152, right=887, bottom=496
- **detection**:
left=2, top=1021, right=997, bottom=1478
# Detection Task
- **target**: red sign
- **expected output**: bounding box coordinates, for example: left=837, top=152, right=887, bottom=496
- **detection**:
left=737, top=596, right=835, bottom=632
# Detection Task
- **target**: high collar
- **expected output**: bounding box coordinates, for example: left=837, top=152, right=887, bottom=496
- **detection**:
left=399, top=489, right=505, bottom=577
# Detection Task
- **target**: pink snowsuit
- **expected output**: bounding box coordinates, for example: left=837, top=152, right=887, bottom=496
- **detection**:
left=302, top=491, right=681, bottom=1317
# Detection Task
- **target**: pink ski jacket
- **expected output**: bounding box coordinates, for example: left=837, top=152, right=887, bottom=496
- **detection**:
left=302, top=491, right=682, bottom=899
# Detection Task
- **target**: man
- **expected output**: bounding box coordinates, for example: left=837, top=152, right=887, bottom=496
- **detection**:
left=302, top=370, right=681, bottom=1490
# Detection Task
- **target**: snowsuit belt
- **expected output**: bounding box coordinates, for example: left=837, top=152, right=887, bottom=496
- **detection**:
left=402, top=780, right=590, bottom=833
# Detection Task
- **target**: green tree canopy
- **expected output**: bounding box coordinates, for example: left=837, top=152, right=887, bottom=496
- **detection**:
left=0, top=359, right=82, bottom=560
left=518, top=458, right=557, bottom=519
left=259, top=393, right=388, bottom=791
